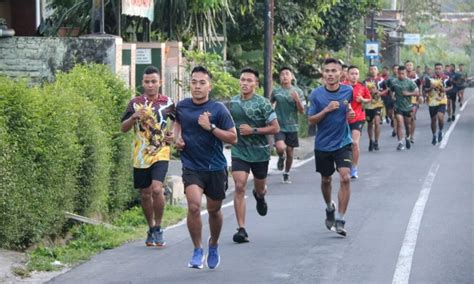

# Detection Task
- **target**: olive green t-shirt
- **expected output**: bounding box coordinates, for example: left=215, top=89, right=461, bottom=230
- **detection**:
left=270, top=86, right=305, bottom=132
left=391, top=78, right=417, bottom=112
left=229, top=94, right=277, bottom=162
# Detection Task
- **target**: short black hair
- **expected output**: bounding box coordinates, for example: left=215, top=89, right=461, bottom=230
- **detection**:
left=392, top=64, right=399, bottom=68
left=342, top=64, right=348, bottom=69
left=240, top=67, right=259, bottom=79
left=398, top=66, right=407, bottom=71
left=191, top=65, right=213, bottom=80
left=143, top=66, right=160, bottom=76
left=435, top=63, right=443, bottom=67
left=450, top=63, right=456, bottom=68
left=279, top=66, right=292, bottom=74
left=369, top=64, right=377, bottom=68
left=323, top=58, right=342, bottom=66
left=405, top=60, right=413, bottom=64
left=459, top=63, right=464, bottom=67
left=347, top=65, right=359, bottom=72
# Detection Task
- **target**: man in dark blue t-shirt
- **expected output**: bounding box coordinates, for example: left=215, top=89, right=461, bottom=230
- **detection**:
left=308, top=58, right=355, bottom=237
left=446, top=63, right=461, bottom=122
left=175, top=66, right=237, bottom=270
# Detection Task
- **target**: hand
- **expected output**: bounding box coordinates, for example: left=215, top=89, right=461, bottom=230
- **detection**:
left=175, top=137, right=185, bottom=151
left=290, top=91, right=299, bottom=102
left=402, top=91, right=409, bottom=96
left=239, top=124, right=253, bottom=136
left=356, top=95, right=363, bottom=103
left=325, top=101, right=340, bottom=112
left=132, top=109, right=146, bottom=120
left=164, top=131, right=174, bottom=144
left=198, top=111, right=212, bottom=131
left=347, top=109, right=356, bottom=120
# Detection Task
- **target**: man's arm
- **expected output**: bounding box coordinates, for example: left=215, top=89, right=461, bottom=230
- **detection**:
left=239, top=118, right=280, bottom=136
left=402, top=87, right=420, bottom=97
left=308, top=101, right=339, bottom=125
left=198, top=111, right=238, bottom=144
left=291, top=90, right=305, bottom=114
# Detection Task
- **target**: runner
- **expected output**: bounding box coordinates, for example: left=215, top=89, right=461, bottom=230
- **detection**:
left=120, top=66, right=175, bottom=247
left=446, top=64, right=462, bottom=122
left=229, top=67, right=280, bottom=243
left=174, top=66, right=237, bottom=269
left=405, top=60, right=422, bottom=144
left=390, top=66, right=419, bottom=151
left=384, top=64, right=399, bottom=137
left=347, top=65, right=371, bottom=179
left=271, top=67, right=305, bottom=183
left=457, top=63, right=468, bottom=107
left=364, top=65, right=385, bottom=151
left=307, top=58, right=355, bottom=236
left=424, top=63, right=451, bottom=145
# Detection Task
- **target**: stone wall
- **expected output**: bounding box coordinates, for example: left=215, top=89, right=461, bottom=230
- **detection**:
left=0, top=35, right=122, bottom=84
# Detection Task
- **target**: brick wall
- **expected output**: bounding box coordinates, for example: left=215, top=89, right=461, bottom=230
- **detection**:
left=0, top=35, right=122, bottom=84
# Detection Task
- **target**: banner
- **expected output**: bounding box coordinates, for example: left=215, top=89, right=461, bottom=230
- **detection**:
left=122, top=0, right=154, bottom=22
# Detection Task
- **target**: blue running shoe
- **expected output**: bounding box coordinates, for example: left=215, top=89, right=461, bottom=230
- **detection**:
left=145, top=229, right=155, bottom=247
left=206, top=238, right=220, bottom=269
left=188, top=248, right=204, bottom=269
left=350, top=167, right=358, bottom=179
left=152, top=227, right=166, bottom=247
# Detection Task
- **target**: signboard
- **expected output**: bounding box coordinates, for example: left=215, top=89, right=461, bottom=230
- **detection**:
left=365, top=41, right=380, bottom=59
left=404, top=33, right=421, bottom=45
left=122, top=0, right=154, bottom=22
left=412, top=44, right=425, bottom=54
left=136, top=49, right=152, bottom=64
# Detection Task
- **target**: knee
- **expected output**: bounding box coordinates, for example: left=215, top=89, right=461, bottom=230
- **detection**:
left=340, top=174, right=351, bottom=185
left=352, top=140, right=359, bottom=149
left=151, top=184, right=164, bottom=197
left=234, top=182, right=247, bottom=194
left=188, top=202, right=201, bottom=216
left=141, top=188, right=152, bottom=199
left=207, top=206, right=221, bottom=217
left=321, top=176, right=332, bottom=186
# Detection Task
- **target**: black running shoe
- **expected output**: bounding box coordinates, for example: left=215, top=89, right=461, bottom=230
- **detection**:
left=373, top=141, right=379, bottom=151
left=438, top=131, right=443, bottom=143
left=277, top=155, right=285, bottom=171
left=405, top=138, right=411, bottom=149
left=452, top=115, right=455, bottom=121
left=335, top=219, right=347, bottom=237
left=447, top=117, right=452, bottom=122
left=253, top=190, right=268, bottom=216
left=368, top=140, right=374, bottom=152
left=432, top=135, right=437, bottom=145
left=391, top=130, right=396, bottom=137
left=325, top=202, right=336, bottom=231
left=233, top=227, right=249, bottom=243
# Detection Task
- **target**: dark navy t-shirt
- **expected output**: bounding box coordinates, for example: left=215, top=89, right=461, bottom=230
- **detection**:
left=176, top=98, right=235, bottom=171
left=307, top=85, right=353, bottom=152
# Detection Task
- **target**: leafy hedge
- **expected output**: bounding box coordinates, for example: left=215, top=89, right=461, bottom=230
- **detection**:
left=0, top=64, right=134, bottom=249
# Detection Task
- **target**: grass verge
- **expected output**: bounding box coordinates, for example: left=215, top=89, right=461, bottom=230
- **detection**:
left=18, top=205, right=186, bottom=276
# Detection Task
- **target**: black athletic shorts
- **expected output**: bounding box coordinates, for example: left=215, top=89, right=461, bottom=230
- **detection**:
left=231, top=158, right=269, bottom=180
left=274, top=131, right=299, bottom=148
left=365, top=108, right=382, bottom=123
left=182, top=168, right=228, bottom=201
left=349, top=121, right=365, bottom=132
left=447, top=92, right=457, bottom=100
left=429, top=104, right=446, bottom=118
left=382, top=96, right=394, bottom=109
left=395, top=108, right=412, bottom=118
left=314, top=144, right=352, bottom=177
left=133, top=161, right=169, bottom=189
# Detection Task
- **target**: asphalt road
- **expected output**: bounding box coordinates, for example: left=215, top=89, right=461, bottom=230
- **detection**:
left=49, top=89, right=473, bottom=284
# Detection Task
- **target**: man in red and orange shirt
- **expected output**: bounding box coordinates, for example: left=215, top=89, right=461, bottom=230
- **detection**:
left=347, top=66, right=371, bottom=178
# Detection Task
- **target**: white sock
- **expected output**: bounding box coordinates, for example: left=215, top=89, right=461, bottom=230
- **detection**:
left=337, top=212, right=345, bottom=221
left=327, top=202, right=334, bottom=211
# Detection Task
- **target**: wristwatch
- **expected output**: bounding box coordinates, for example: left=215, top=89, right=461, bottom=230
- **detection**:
left=210, top=123, right=217, bottom=132
left=253, top=128, right=258, bottom=134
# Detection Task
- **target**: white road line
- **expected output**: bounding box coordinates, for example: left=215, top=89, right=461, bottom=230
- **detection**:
left=439, top=113, right=461, bottom=149
left=392, top=162, right=440, bottom=284
left=460, top=97, right=470, bottom=112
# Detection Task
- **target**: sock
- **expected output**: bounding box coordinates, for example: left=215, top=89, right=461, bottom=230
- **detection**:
left=398, top=140, right=403, bottom=144
left=283, top=171, right=289, bottom=175
left=327, top=202, right=334, bottom=211
left=337, top=212, right=345, bottom=221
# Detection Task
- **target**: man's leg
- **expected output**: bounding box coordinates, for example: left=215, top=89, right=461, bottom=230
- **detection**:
left=275, top=133, right=286, bottom=171
left=232, top=171, right=249, bottom=228
left=337, top=167, right=351, bottom=216
left=185, top=185, right=204, bottom=248
left=321, top=176, right=332, bottom=205
left=374, top=114, right=381, bottom=150
left=150, top=180, right=165, bottom=228
left=410, top=106, right=417, bottom=141
left=351, top=129, right=361, bottom=169
left=285, top=146, right=295, bottom=172
left=207, top=197, right=223, bottom=246
left=140, top=186, right=155, bottom=228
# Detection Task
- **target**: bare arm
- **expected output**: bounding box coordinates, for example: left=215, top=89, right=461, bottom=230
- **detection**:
left=291, top=91, right=305, bottom=114
left=239, top=119, right=280, bottom=136
left=403, top=88, right=420, bottom=97
left=198, top=112, right=238, bottom=145
left=121, top=109, right=145, bottom=132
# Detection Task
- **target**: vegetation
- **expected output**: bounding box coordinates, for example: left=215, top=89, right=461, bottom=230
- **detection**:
left=0, top=64, right=133, bottom=250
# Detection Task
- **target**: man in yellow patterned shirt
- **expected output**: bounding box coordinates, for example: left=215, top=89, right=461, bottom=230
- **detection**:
left=121, top=66, right=175, bottom=247
left=364, top=65, right=386, bottom=151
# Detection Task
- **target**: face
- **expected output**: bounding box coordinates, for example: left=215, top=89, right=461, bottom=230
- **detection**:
left=369, top=66, right=378, bottom=77
left=341, top=67, right=348, bottom=80
left=392, top=66, right=399, bottom=74
left=348, top=68, right=360, bottom=84
left=435, top=65, right=443, bottom=75
left=405, top=62, right=414, bottom=72
left=190, top=72, right=212, bottom=101
left=459, top=65, right=464, bottom=71
left=398, top=69, right=407, bottom=80
left=279, top=69, right=293, bottom=85
left=142, top=73, right=161, bottom=96
left=323, top=63, right=342, bottom=85
left=240, top=72, right=258, bottom=95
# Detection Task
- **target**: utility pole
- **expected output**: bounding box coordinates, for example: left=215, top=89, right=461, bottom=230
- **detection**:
left=263, top=0, right=274, bottom=98
left=91, top=0, right=105, bottom=34
left=370, top=10, right=375, bottom=66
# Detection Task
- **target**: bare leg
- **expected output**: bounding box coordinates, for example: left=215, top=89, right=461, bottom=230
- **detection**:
left=285, top=146, right=295, bottom=172
left=374, top=115, right=381, bottom=141
left=206, top=197, right=223, bottom=246
left=351, top=129, right=361, bottom=167
left=151, top=180, right=165, bottom=227
left=232, top=171, right=249, bottom=228
left=321, top=176, right=332, bottom=205
left=186, top=185, right=204, bottom=248
left=337, top=167, right=351, bottom=214
left=140, top=186, right=155, bottom=228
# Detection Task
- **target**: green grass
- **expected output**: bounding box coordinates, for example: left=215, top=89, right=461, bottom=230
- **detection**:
left=21, top=205, right=186, bottom=274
